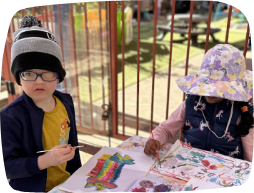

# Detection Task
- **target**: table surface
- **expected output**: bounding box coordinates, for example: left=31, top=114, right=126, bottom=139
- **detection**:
left=167, top=14, right=209, bottom=23
left=49, top=136, right=187, bottom=192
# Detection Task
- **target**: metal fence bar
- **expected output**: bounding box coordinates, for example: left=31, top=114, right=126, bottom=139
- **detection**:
left=204, top=1, right=213, bottom=53
left=225, top=5, right=232, bottom=44
left=50, top=5, right=54, bottom=34
left=84, top=2, right=94, bottom=129
left=2, top=45, right=14, bottom=103
left=182, top=0, right=194, bottom=102
left=106, top=1, right=113, bottom=135
left=165, top=0, right=175, bottom=119
left=243, top=23, right=250, bottom=58
left=98, top=2, right=106, bottom=131
left=121, top=1, right=125, bottom=135
left=21, top=9, right=25, bottom=17
left=16, top=11, right=20, bottom=28
left=70, top=3, right=82, bottom=127
left=45, top=6, right=49, bottom=29
left=109, top=1, right=120, bottom=139
left=57, top=5, right=67, bottom=93
left=7, top=22, right=18, bottom=100
left=32, top=7, right=36, bottom=16
left=150, top=0, right=158, bottom=132
left=106, top=1, right=112, bottom=108
left=40, top=6, right=45, bottom=26
left=136, top=0, right=141, bottom=136
left=11, top=18, right=20, bottom=98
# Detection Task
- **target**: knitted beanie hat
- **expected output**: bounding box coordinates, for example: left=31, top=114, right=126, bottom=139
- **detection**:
left=11, top=15, right=66, bottom=85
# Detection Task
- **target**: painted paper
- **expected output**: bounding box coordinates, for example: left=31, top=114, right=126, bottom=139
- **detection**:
left=116, top=136, right=173, bottom=160
left=58, top=147, right=155, bottom=192
left=150, top=139, right=251, bottom=189
left=146, top=173, right=187, bottom=192
left=127, top=177, right=171, bottom=192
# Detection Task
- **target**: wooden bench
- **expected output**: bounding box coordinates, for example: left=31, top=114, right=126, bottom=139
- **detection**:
left=157, top=23, right=221, bottom=46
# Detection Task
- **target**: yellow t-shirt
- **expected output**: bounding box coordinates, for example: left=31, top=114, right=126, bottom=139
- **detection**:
left=42, top=96, right=71, bottom=192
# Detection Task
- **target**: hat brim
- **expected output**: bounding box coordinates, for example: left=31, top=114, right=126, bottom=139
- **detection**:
left=176, top=71, right=253, bottom=102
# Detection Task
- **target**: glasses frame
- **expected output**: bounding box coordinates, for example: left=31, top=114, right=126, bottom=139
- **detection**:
left=19, top=71, right=59, bottom=82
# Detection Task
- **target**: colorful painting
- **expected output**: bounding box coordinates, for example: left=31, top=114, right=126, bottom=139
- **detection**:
left=58, top=147, right=155, bottom=192
left=85, top=153, right=135, bottom=191
left=127, top=177, right=171, bottom=192
left=149, top=140, right=251, bottom=190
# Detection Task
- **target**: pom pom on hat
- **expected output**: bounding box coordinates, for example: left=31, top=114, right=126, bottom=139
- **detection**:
left=19, top=15, right=43, bottom=28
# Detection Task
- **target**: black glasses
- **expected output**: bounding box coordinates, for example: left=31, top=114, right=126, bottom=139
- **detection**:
left=19, top=71, right=59, bottom=82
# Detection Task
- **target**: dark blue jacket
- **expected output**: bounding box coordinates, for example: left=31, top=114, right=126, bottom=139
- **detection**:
left=182, top=95, right=253, bottom=159
left=1, top=90, right=81, bottom=192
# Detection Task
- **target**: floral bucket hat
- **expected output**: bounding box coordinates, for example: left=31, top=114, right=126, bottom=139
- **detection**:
left=176, top=44, right=253, bottom=102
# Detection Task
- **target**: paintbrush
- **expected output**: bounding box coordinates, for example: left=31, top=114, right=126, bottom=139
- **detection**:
left=150, top=131, right=161, bottom=168
left=36, top=145, right=84, bottom=153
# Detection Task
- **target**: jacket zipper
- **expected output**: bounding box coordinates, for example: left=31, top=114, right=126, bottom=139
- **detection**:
left=207, top=104, right=217, bottom=150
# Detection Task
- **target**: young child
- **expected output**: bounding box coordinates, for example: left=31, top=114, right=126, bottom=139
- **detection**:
left=1, top=16, right=81, bottom=192
left=144, top=44, right=253, bottom=162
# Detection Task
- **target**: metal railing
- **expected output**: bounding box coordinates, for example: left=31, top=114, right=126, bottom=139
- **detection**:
left=2, top=1, right=251, bottom=142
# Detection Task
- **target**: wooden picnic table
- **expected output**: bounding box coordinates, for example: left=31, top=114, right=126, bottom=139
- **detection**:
left=157, top=14, right=221, bottom=46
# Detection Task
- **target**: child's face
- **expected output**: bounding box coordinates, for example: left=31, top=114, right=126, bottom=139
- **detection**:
left=20, top=69, right=59, bottom=102
left=205, top=96, right=224, bottom=104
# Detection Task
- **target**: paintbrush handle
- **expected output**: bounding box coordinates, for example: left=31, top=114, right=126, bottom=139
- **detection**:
left=36, top=145, right=84, bottom=153
left=150, top=131, right=161, bottom=166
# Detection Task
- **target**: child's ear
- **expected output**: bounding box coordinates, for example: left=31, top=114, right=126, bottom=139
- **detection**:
left=57, top=79, right=59, bottom=84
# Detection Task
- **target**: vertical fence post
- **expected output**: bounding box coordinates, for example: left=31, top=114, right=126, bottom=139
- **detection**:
left=121, top=1, right=125, bottom=135
left=109, top=1, right=119, bottom=138
left=136, top=0, right=141, bottom=136
left=57, top=4, right=67, bottom=93
left=99, top=2, right=106, bottom=131
left=2, top=45, right=14, bottom=103
left=182, top=0, right=194, bottom=102
left=225, top=6, right=232, bottom=44
left=150, top=0, right=158, bottom=133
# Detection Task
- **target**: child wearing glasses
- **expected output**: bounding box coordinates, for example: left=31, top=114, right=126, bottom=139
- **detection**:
left=144, top=44, right=253, bottom=162
left=1, top=16, right=81, bottom=192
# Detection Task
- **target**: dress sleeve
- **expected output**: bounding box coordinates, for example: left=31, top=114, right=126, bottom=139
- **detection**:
left=241, top=103, right=254, bottom=162
left=148, top=101, right=186, bottom=145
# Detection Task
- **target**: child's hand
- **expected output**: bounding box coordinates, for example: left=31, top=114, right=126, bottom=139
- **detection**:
left=38, top=144, right=76, bottom=170
left=144, top=139, right=160, bottom=156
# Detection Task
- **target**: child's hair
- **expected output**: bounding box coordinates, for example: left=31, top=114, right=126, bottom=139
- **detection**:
left=234, top=102, right=254, bottom=137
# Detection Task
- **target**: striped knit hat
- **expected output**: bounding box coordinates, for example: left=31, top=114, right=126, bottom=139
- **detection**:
left=11, top=15, right=66, bottom=85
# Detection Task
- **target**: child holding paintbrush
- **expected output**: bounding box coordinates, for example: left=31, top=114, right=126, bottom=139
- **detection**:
left=1, top=16, right=81, bottom=192
left=144, top=44, right=253, bottom=162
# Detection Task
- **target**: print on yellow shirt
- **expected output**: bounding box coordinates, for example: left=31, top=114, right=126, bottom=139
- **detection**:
left=59, top=119, right=70, bottom=145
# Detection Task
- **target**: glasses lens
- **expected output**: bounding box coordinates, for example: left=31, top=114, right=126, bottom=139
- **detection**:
left=42, top=72, right=57, bottom=81
left=21, top=71, right=37, bottom=80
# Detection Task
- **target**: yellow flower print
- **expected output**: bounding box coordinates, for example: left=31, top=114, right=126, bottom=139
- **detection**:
left=197, top=89, right=206, bottom=95
left=248, top=81, right=253, bottom=90
left=222, top=64, right=225, bottom=67
left=227, top=87, right=235, bottom=94
left=238, top=58, right=242, bottom=65
left=217, top=90, right=224, bottom=96
left=239, top=71, right=243, bottom=79
left=210, top=64, right=216, bottom=68
left=180, top=83, right=190, bottom=87
left=198, top=83, right=205, bottom=88
left=228, top=74, right=236, bottom=80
